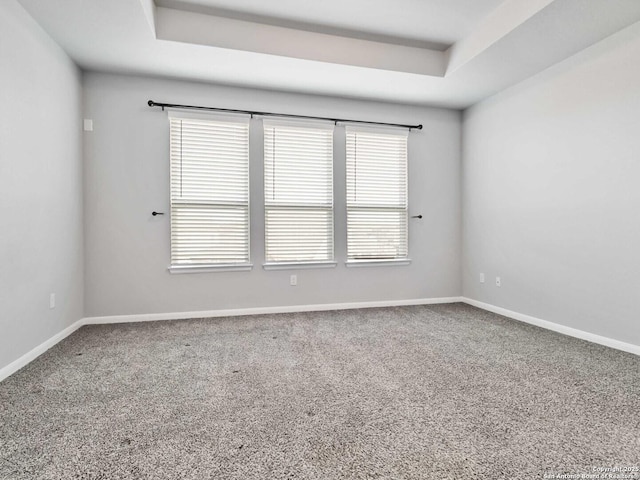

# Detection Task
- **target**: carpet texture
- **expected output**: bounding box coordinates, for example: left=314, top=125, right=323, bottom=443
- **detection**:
left=0, top=303, right=638, bottom=479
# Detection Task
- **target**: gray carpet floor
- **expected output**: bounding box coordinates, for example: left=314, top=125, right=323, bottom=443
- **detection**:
left=0, top=303, right=638, bottom=479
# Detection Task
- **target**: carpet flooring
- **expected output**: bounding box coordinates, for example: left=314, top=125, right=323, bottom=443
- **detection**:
left=0, top=303, right=638, bottom=479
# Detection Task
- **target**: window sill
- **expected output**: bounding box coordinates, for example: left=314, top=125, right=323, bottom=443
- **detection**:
left=168, top=263, right=253, bottom=274
left=345, top=259, right=411, bottom=268
left=263, top=261, right=337, bottom=271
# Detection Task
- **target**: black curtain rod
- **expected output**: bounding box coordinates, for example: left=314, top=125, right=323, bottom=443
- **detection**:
left=147, top=100, right=422, bottom=131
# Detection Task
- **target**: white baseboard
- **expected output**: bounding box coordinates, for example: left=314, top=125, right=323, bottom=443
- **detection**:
left=0, top=318, right=86, bottom=383
left=4, top=296, right=636, bottom=383
left=462, top=297, right=640, bottom=356
left=84, top=297, right=464, bottom=325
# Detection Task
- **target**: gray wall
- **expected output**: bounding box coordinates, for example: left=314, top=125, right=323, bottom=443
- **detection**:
left=83, top=73, right=462, bottom=317
left=462, top=23, right=640, bottom=346
left=0, top=1, right=84, bottom=368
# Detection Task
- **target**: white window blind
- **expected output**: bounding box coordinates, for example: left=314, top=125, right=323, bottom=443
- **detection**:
left=264, top=120, right=334, bottom=264
left=346, top=127, right=408, bottom=261
left=169, top=113, right=250, bottom=269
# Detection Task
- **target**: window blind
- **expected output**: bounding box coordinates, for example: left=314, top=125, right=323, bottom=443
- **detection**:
left=264, top=120, right=334, bottom=263
left=346, top=127, right=408, bottom=261
left=169, top=113, right=250, bottom=268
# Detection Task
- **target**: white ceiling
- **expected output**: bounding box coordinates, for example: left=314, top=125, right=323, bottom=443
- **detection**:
left=15, top=0, right=640, bottom=108
left=156, top=0, right=506, bottom=48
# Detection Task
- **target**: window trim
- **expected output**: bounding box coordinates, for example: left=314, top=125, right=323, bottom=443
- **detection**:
left=263, top=261, right=337, bottom=271
left=168, top=263, right=254, bottom=274
left=345, top=259, right=411, bottom=268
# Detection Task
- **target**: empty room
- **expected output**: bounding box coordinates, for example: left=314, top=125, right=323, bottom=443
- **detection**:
left=1, top=0, right=639, bottom=478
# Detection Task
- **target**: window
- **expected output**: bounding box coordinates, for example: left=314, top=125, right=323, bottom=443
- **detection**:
left=263, top=120, right=334, bottom=267
left=346, top=127, right=409, bottom=264
left=169, top=112, right=250, bottom=272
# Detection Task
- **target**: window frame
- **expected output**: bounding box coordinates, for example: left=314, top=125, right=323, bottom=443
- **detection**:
left=167, top=110, right=252, bottom=274
left=345, top=125, right=410, bottom=267
left=262, top=118, right=336, bottom=269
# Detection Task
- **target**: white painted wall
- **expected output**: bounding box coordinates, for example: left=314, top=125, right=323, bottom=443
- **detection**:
left=83, top=73, right=462, bottom=317
left=463, top=22, right=640, bottom=346
left=0, top=1, right=83, bottom=369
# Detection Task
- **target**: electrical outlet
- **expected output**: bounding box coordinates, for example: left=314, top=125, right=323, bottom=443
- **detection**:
left=495, top=277, right=501, bottom=287
left=83, top=119, right=93, bottom=131
left=49, top=293, right=56, bottom=309
left=479, top=273, right=485, bottom=283
left=290, top=274, right=297, bottom=286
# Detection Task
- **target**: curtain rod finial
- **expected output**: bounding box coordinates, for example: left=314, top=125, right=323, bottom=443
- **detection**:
left=148, top=100, right=154, bottom=107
